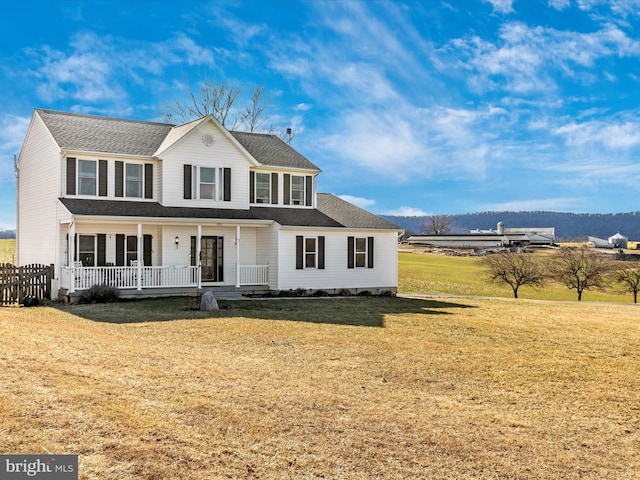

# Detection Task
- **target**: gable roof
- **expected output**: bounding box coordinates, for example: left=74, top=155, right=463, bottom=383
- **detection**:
left=35, top=109, right=319, bottom=170
left=37, top=109, right=172, bottom=156
left=229, top=131, right=320, bottom=171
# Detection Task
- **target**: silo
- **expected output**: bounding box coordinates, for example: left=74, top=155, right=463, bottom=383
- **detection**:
left=608, top=232, right=628, bottom=249
left=497, top=222, right=505, bottom=235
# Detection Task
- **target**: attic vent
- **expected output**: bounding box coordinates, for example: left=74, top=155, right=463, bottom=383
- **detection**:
left=202, top=133, right=215, bottom=146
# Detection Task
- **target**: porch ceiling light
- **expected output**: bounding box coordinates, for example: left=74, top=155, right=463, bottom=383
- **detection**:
left=174, top=236, right=179, bottom=248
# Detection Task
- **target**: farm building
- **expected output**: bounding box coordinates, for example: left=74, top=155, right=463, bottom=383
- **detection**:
left=588, top=232, right=628, bottom=249
left=407, top=222, right=555, bottom=248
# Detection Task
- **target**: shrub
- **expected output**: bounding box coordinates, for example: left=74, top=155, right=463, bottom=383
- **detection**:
left=79, top=284, right=120, bottom=304
left=357, top=290, right=372, bottom=296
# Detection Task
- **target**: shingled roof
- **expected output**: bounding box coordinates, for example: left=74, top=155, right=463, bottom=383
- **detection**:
left=37, top=109, right=172, bottom=156
left=36, top=109, right=320, bottom=170
left=59, top=194, right=399, bottom=230
left=317, top=194, right=401, bottom=229
left=229, top=131, right=320, bottom=171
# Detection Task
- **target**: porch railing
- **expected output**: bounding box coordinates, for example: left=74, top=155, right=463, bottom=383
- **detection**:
left=238, top=265, right=269, bottom=285
left=61, top=264, right=269, bottom=292
left=61, top=265, right=200, bottom=293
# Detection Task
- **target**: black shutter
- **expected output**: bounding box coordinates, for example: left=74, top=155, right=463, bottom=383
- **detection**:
left=144, top=164, right=153, bottom=199
left=296, top=236, right=304, bottom=270
left=143, top=234, right=152, bottom=266
left=347, top=236, right=355, bottom=269
left=66, top=157, right=76, bottom=195
left=97, top=234, right=106, bottom=266
left=223, top=168, right=231, bottom=201
left=283, top=174, right=290, bottom=205
left=183, top=164, right=192, bottom=199
left=190, top=236, right=196, bottom=266
left=98, top=160, right=108, bottom=197
left=115, top=161, right=123, bottom=197
left=305, top=176, right=313, bottom=206
left=318, top=236, right=325, bottom=270
left=249, top=171, right=255, bottom=203
left=271, top=173, right=278, bottom=204
left=367, top=236, right=374, bottom=268
left=115, top=234, right=125, bottom=266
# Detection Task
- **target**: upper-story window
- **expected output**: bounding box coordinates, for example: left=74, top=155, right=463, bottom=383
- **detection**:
left=284, top=173, right=313, bottom=206
left=250, top=171, right=277, bottom=204
left=291, top=175, right=305, bottom=205
left=115, top=161, right=153, bottom=199
left=66, top=157, right=107, bottom=197
left=126, top=164, right=143, bottom=198
left=184, top=164, right=231, bottom=202
left=200, top=167, right=216, bottom=199
left=78, top=160, right=97, bottom=195
left=255, top=173, right=271, bottom=203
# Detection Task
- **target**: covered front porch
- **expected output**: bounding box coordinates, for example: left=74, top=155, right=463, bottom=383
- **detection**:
left=58, top=217, right=274, bottom=296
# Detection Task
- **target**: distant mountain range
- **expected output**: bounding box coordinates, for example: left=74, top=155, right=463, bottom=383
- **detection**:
left=380, top=211, right=640, bottom=241
left=0, top=229, right=16, bottom=239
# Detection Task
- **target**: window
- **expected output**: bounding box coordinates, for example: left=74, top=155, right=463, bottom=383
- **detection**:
left=255, top=173, right=270, bottom=203
left=126, top=163, right=143, bottom=198
left=296, top=236, right=325, bottom=270
left=126, top=235, right=138, bottom=266
left=348, top=236, right=374, bottom=269
left=200, top=167, right=216, bottom=199
left=291, top=176, right=305, bottom=205
left=78, top=160, right=96, bottom=195
left=78, top=235, right=95, bottom=266
left=355, top=237, right=367, bottom=267
left=185, top=165, right=231, bottom=201
left=305, top=238, right=316, bottom=268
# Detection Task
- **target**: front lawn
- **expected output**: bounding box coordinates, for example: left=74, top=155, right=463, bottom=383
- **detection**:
left=2, top=296, right=640, bottom=479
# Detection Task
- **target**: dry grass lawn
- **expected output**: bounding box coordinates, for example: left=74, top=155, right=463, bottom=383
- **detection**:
left=2, top=297, right=640, bottom=479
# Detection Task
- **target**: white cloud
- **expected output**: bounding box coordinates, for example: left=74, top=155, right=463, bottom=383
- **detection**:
left=554, top=119, right=640, bottom=149
left=548, top=0, right=571, bottom=10
left=382, top=206, right=431, bottom=216
left=444, top=21, right=640, bottom=95
left=28, top=31, right=215, bottom=106
left=485, top=0, right=514, bottom=14
left=0, top=114, right=31, bottom=189
left=337, top=195, right=376, bottom=209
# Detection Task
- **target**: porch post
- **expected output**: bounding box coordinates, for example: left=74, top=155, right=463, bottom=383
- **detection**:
left=137, top=223, right=142, bottom=291
left=69, top=221, right=75, bottom=294
left=197, top=225, right=202, bottom=290
left=235, top=225, right=241, bottom=288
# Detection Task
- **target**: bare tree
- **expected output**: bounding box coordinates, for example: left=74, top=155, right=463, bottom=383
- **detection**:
left=483, top=251, right=545, bottom=298
left=614, top=263, right=640, bottom=303
left=163, top=80, right=270, bottom=131
left=240, top=85, right=271, bottom=132
left=552, top=247, right=609, bottom=301
left=422, top=215, right=451, bottom=235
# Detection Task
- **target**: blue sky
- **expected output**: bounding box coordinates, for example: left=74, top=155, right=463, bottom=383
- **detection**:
left=3, top=0, right=640, bottom=230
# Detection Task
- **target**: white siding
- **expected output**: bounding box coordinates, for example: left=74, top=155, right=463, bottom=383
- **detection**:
left=276, top=229, right=398, bottom=291
left=160, top=122, right=251, bottom=209
left=17, top=114, right=61, bottom=267
left=257, top=225, right=279, bottom=287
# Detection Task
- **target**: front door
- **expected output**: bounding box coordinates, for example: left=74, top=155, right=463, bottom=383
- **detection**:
left=192, top=236, right=224, bottom=282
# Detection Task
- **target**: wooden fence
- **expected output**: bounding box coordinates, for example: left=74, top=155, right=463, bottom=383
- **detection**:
left=0, top=263, right=53, bottom=306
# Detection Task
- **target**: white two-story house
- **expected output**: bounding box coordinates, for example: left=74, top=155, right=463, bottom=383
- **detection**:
left=16, top=109, right=400, bottom=300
